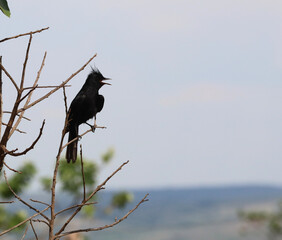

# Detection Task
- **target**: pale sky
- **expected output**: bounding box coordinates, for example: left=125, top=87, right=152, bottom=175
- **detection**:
left=1, top=0, right=282, bottom=189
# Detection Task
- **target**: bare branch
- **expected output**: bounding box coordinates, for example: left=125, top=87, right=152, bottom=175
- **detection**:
left=3, top=171, right=50, bottom=222
left=23, top=84, right=71, bottom=90
left=0, top=205, right=50, bottom=237
left=20, top=34, right=32, bottom=90
left=55, top=194, right=149, bottom=239
left=30, top=199, right=50, bottom=207
left=1, top=145, right=18, bottom=157
left=80, top=144, right=86, bottom=201
left=0, top=201, right=14, bottom=204
left=8, top=120, right=45, bottom=156
left=9, top=51, right=47, bottom=138
left=62, top=125, right=106, bottom=151
left=32, top=219, right=50, bottom=227
left=20, top=225, right=29, bottom=240
left=63, top=85, right=68, bottom=116
left=19, top=85, right=38, bottom=103
left=18, top=53, right=97, bottom=113
left=0, top=27, right=49, bottom=43
left=2, top=123, right=26, bottom=134
left=0, top=62, right=20, bottom=92
left=4, top=162, right=22, bottom=173
left=56, top=161, right=130, bottom=235
left=49, top=119, right=70, bottom=239
left=30, top=220, right=39, bottom=240
left=3, top=111, right=31, bottom=121
left=55, top=202, right=97, bottom=216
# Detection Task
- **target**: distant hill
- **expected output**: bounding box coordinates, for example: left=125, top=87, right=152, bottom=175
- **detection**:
left=5, top=185, right=282, bottom=240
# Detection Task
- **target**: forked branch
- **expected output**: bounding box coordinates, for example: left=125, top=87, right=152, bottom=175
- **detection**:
left=0, top=27, right=49, bottom=43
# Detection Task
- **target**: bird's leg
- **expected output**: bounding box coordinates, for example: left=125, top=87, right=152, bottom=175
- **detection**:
left=86, top=117, right=106, bottom=132
left=86, top=122, right=96, bottom=133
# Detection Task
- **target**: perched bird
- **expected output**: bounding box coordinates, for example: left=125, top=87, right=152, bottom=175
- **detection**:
left=66, top=67, right=111, bottom=163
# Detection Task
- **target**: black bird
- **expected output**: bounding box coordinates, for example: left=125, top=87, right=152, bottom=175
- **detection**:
left=66, top=67, right=111, bottom=163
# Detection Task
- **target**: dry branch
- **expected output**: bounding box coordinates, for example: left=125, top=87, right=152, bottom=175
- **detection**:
left=56, top=161, right=130, bottom=236
left=23, top=84, right=71, bottom=90
left=20, top=225, right=29, bottom=240
left=0, top=62, right=20, bottom=92
left=30, top=199, right=50, bottom=207
left=30, top=220, right=39, bottom=240
left=7, top=120, right=45, bottom=156
left=0, top=206, right=50, bottom=237
left=0, top=27, right=49, bottom=43
left=55, top=202, right=97, bottom=216
left=9, top=51, right=47, bottom=139
left=2, top=122, right=26, bottom=134
left=80, top=145, right=86, bottom=201
left=3, top=171, right=50, bottom=222
left=20, top=34, right=32, bottom=90
left=55, top=194, right=149, bottom=239
left=18, top=53, right=97, bottom=113
left=3, top=111, right=31, bottom=121
left=0, top=201, right=14, bottom=204
left=3, top=162, right=22, bottom=173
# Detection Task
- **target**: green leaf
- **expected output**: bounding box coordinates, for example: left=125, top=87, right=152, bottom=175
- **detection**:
left=0, top=0, right=10, bottom=17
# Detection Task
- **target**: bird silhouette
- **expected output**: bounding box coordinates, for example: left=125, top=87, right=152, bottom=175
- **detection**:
left=66, top=67, right=111, bottom=163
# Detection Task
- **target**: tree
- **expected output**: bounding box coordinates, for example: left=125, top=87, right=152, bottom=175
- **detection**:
left=0, top=28, right=148, bottom=239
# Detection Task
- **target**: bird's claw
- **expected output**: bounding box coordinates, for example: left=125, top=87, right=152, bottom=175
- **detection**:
left=78, top=135, right=82, bottom=140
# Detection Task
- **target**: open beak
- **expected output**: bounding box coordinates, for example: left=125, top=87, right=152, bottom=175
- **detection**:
left=101, top=78, right=111, bottom=86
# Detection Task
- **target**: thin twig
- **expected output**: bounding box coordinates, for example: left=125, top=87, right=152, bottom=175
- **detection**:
left=0, top=62, right=20, bottom=92
left=32, top=219, right=50, bottom=227
left=30, top=199, right=50, bottom=207
left=0, top=27, right=49, bottom=43
left=20, top=225, right=29, bottom=240
left=55, top=202, right=97, bottom=216
left=23, top=84, right=71, bottom=90
left=56, top=161, right=130, bottom=235
left=0, top=200, right=14, bottom=204
left=20, top=34, right=32, bottom=91
left=2, top=123, right=26, bottom=134
left=9, top=51, right=47, bottom=139
left=8, top=120, right=45, bottom=156
left=19, top=85, right=38, bottom=103
left=49, top=119, right=70, bottom=239
left=3, top=171, right=50, bottom=222
left=61, top=126, right=106, bottom=151
left=55, top=194, right=149, bottom=239
left=3, top=111, right=31, bottom=121
left=4, top=162, right=22, bottom=173
left=1, top=145, right=18, bottom=157
left=0, top=206, right=50, bottom=237
left=18, top=53, right=97, bottom=113
left=80, top=144, right=86, bottom=201
left=62, top=85, right=68, bottom=116
left=30, top=220, right=38, bottom=240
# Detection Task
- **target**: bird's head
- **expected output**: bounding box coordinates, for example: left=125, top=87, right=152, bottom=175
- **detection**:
left=88, top=66, right=111, bottom=89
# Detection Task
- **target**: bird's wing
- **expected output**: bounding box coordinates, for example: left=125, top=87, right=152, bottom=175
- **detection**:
left=96, top=95, right=105, bottom=113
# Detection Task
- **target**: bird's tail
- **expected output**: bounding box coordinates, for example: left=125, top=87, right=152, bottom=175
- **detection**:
left=66, top=123, right=78, bottom=163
